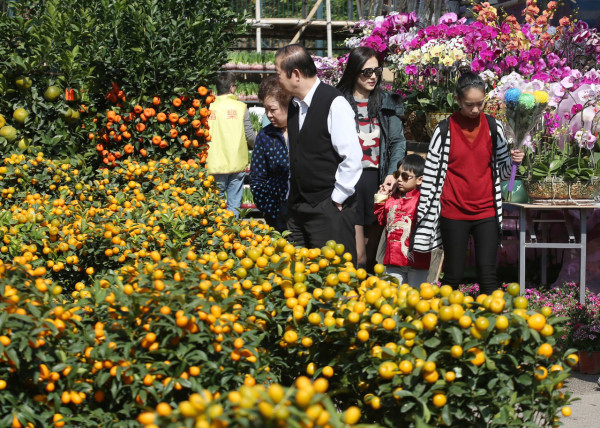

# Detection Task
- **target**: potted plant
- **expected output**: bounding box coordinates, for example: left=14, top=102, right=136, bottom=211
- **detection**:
left=521, top=71, right=600, bottom=202
left=569, top=295, right=600, bottom=373
left=572, top=320, right=600, bottom=374
left=525, top=282, right=600, bottom=373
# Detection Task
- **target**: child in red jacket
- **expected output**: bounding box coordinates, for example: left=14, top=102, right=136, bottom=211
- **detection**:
left=374, top=154, right=430, bottom=287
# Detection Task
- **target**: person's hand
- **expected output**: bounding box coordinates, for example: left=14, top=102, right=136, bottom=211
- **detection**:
left=511, top=149, right=525, bottom=164
left=377, top=184, right=389, bottom=195
left=334, top=201, right=343, bottom=211
left=381, top=174, right=396, bottom=195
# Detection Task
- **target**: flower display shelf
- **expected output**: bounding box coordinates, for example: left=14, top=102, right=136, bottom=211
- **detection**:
left=577, top=350, right=600, bottom=374
left=224, top=69, right=276, bottom=74
left=524, top=177, right=600, bottom=205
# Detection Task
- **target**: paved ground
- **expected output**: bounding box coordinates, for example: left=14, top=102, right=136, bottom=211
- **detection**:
left=561, top=371, right=599, bottom=427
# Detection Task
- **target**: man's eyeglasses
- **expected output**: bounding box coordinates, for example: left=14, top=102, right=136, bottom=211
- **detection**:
left=360, top=67, right=383, bottom=78
left=393, top=171, right=416, bottom=181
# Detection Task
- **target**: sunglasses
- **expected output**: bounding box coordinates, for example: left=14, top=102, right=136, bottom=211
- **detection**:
left=393, top=171, right=416, bottom=181
left=360, top=67, right=383, bottom=78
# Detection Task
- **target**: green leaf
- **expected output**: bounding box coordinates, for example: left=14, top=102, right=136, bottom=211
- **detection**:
left=424, top=337, right=441, bottom=348
left=446, top=326, right=463, bottom=344
left=548, top=159, right=563, bottom=171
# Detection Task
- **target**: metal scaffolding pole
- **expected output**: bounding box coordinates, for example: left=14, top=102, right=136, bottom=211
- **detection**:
left=326, top=0, right=332, bottom=57
left=256, top=0, right=262, bottom=53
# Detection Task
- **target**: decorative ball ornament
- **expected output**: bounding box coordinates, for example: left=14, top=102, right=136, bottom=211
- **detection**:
left=504, top=88, right=521, bottom=104
left=518, top=93, right=536, bottom=110
left=533, top=90, right=549, bottom=105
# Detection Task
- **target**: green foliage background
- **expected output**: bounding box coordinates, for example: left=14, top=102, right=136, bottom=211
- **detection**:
left=0, top=0, right=246, bottom=159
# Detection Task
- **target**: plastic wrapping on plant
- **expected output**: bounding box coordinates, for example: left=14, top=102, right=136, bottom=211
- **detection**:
left=503, top=86, right=549, bottom=191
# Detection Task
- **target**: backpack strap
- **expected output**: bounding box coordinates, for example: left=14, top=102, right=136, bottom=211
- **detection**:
left=438, top=117, right=450, bottom=152
left=484, top=114, right=504, bottom=245
left=409, top=117, right=450, bottom=254
left=485, top=114, right=497, bottom=147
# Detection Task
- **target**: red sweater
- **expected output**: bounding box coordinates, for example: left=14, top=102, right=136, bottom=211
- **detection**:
left=440, top=112, right=495, bottom=220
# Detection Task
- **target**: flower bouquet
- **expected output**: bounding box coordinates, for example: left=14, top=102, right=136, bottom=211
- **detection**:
left=502, top=85, right=549, bottom=191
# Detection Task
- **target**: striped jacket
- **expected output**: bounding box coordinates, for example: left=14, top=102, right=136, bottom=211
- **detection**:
left=412, top=116, right=513, bottom=252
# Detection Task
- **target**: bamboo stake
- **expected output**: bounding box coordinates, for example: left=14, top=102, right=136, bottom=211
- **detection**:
left=291, top=0, right=325, bottom=44
left=435, top=251, right=444, bottom=283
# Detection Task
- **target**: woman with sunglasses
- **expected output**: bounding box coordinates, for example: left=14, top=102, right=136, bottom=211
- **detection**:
left=412, top=72, right=524, bottom=295
left=336, top=46, right=406, bottom=272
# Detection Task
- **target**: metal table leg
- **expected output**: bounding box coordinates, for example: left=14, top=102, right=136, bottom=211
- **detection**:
left=580, top=209, right=587, bottom=304
left=541, top=213, right=547, bottom=286
left=519, top=206, right=526, bottom=295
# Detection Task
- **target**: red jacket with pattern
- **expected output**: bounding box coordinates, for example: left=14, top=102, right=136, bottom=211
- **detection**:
left=375, top=188, right=431, bottom=269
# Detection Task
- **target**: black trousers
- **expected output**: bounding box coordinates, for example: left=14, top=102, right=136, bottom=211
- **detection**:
left=439, top=216, right=499, bottom=295
left=287, top=196, right=357, bottom=261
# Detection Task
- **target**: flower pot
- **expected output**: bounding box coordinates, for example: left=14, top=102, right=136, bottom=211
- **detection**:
left=578, top=350, right=600, bottom=374
left=425, top=112, right=452, bottom=138
left=501, top=179, right=529, bottom=203
left=524, top=177, right=600, bottom=205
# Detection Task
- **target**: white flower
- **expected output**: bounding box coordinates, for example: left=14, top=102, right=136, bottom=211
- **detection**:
left=345, top=37, right=361, bottom=48
left=479, top=70, right=496, bottom=83
left=561, top=76, right=575, bottom=89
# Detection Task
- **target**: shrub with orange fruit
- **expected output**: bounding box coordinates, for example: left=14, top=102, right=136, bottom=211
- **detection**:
left=137, top=377, right=361, bottom=428
left=0, top=151, right=576, bottom=427
left=90, top=86, right=214, bottom=166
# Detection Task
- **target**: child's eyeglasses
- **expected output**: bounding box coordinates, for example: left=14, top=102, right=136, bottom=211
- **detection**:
left=393, top=171, right=415, bottom=181
left=360, top=67, right=383, bottom=78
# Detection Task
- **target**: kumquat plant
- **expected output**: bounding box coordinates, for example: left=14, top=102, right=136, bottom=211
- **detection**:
left=0, top=152, right=578, bottom=427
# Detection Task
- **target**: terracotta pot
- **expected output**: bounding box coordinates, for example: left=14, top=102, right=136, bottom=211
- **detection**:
left=578, top=350, right=600, bottom=374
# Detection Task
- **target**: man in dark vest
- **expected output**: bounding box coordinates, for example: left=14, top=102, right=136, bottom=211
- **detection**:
left=275, top=44, right=363, bottom=260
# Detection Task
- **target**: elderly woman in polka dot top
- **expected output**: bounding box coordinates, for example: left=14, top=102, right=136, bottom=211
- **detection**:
left=249, top=76, right=292, bottom=231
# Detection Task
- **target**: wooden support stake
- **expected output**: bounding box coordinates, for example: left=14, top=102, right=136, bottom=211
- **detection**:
left=291, top=0, right=324, bottom=44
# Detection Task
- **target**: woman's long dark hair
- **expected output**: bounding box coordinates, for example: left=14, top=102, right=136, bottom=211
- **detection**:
left=336, top=46, right=382, bottom=128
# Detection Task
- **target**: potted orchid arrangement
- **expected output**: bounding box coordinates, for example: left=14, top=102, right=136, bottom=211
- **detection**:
left=491, top=69, right=600, bottom=201
left=534, top=69, right=600, bottom=182
left=345, top=11, right=419, bottom=57
left=382, top=2, right=584, bottom=124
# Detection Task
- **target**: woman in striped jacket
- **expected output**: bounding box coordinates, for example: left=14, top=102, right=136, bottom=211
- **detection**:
left=412, top=72, right=524, bottom=295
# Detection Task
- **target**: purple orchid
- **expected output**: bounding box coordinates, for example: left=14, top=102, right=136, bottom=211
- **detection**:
left=404, top=64, right=418, bottom=75
left=518, top=63, right=535, bottom=76
left=504, top=56, right=518, bottom=68
left=546, top=53, right=561, bottom=68
left=439, top=12, right=458, bottom=25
